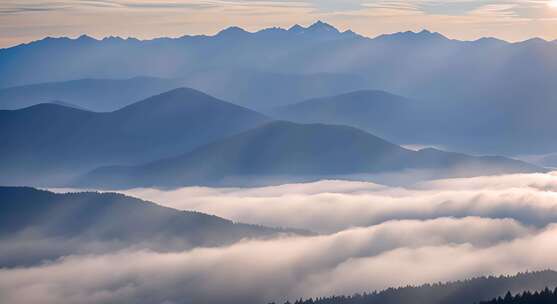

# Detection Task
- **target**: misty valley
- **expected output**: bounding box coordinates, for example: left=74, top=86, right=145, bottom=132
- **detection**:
left=2, top=18, right=557, bottom=304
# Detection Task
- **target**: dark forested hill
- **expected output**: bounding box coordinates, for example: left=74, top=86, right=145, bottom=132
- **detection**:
left=0, top=186, right=303, bottom=267
left=479, top=288, right=557, bottom=304
left=271, top=271, right=557, bottom=304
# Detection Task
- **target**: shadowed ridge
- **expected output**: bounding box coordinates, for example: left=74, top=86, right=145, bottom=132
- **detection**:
left=272, top=89, right=412, bottom=140
left=1, top=101, right=92, bottom=114
left=78, top=120, right=541, bottom=189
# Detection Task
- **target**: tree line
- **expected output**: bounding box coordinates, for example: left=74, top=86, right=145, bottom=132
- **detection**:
left=479, top=287, right=557, bottom=304
left=269, top=271, right=557, bottom=304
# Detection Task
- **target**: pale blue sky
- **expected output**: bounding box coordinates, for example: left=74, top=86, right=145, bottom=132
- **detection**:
left=1, top=0, right=557, bottom=47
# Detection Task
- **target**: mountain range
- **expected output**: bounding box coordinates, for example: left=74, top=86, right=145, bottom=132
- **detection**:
left=0, top=21, right=361, bottom=88
left=2, top=21, right=557, bottom=154
left=78, top=121, right=540, bottom=189
left=0, top=88, right=268, bottom=185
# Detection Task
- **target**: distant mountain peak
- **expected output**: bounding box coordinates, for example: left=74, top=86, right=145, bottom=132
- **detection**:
left=217, top=26, right=249, bottom=37
left=133, top=87, right=210, bottom=103
left=288, top=24, right=306, bottom=33
left=307, top=20, right=340, bottom=33
left=76, top=34, right=96, bottom=42
left=412, top=29, right=445, bottom=38
left=102, top=36, right=125, bottom=42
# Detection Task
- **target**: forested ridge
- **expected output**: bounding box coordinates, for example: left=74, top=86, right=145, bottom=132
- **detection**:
left=271, top=271, right=557, bottom=304
left=479, top=287, right=557, bottom=304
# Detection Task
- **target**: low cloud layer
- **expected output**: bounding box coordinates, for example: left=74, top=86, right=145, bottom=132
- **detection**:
left=1, top=217, right=555, bottom=304
left=117, top=172, right=557, bottom=233
left=7, top=172, right=557, bottom=303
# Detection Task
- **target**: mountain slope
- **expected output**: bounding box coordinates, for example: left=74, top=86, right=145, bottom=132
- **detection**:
left=0, top=88, right=268, bottom=186
left=272, top=90, right=415, bottom=140
left=0, top=186, right=302, bottom=267
left=79, top=121, right=541, bottom=189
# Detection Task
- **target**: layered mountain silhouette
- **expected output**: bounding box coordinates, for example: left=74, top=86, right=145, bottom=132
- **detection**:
left=3, top=21, right=557, bottom=154
left=0, top=71, right=367, bottom=112
left=0, top=88, right=268, bottom=185
left=78, top=121, right=541, bottom=189
left=0, top=21, right=363, bottom=89
left=0, top=186, right=303, bottom=267
left=272, top=86, right=557, bottom=155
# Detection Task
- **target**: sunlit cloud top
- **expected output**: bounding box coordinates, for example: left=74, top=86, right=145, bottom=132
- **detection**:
left=1, top=0, right=557, bottom=47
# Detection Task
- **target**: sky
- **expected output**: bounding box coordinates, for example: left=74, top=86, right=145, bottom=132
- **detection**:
left=1, top=0, right=557, bottom=48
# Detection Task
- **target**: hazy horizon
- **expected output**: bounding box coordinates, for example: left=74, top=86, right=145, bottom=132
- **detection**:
left=3, top=19, right=557, bottom=50
left=3, top=0, right=557, bottom=48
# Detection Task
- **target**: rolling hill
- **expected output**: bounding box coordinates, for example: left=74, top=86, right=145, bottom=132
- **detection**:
left=0, top=88, right=268, bottom=186
left=272, top=90, right=415, bottom=140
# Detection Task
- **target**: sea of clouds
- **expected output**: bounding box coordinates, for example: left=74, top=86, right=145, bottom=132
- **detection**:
left=122, top=172, right=557, bottom=233
left=3, top=172, right=557, bottom=303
